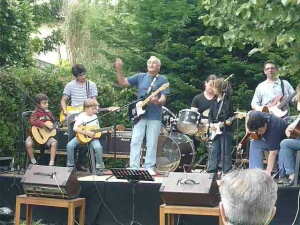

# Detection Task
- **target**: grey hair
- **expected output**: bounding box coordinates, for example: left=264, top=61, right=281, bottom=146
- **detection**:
left=219, top=169, right=277, bottom=225
left=148, top=56, right=161, bottom=66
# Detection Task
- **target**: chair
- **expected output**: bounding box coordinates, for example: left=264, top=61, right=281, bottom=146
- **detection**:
left=66, top=113, right=96, bottom=174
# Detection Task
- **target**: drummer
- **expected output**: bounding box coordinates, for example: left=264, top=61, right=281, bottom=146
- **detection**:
left=191, top=74, right=217, bottom=149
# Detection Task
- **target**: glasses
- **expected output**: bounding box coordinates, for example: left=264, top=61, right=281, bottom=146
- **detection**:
left=265, top=67, right=277, bottom=71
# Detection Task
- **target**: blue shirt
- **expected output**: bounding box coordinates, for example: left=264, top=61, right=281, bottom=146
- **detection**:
left=128, top=73, right=170, bottom=121
left=249, top=111, right=288, bottom=150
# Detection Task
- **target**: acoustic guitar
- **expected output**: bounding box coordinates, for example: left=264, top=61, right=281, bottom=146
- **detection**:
left=76, top=124, right=125, bottom=144
left=290, top=120, right=300, bottom=139
left=31, top=122, right=57, bottom=145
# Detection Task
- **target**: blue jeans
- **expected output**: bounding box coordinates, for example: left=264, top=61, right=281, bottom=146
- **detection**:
left=249, top=139, right=284, bottom=177
left=130, top=118, right=161, bottom=169
left=280, top=138, right=300, bottom=175
left=67, top=137, right=103, bottom=169
left=208, top=131, right=232, bottom=173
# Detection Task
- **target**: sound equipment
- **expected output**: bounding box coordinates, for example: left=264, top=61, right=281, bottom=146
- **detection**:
left=159, top=172, right=219, bottom=207
left=0, top=157, right=13, bottom=173
left=21, top=165, right=81, bottom=199
left=108, top=131, right=132, bottom=154
left=56, top=127, right=68, bottom=150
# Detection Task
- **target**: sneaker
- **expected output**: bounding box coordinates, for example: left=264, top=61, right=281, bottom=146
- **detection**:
left=146, top=168, right=156, bottom=176
left=96, top=168, right=104, bottom=176
left=277, top=177, right=287, bottom=184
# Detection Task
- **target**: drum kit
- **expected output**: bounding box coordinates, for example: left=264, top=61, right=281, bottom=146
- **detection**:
left=156, top=106, right=211, bottom=174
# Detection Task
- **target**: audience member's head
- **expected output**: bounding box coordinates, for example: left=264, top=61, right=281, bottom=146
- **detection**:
left=219, top=169, right=277, bottom=225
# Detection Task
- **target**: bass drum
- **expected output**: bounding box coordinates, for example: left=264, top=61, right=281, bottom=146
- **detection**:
left=156, top=132, right=195, bottom=174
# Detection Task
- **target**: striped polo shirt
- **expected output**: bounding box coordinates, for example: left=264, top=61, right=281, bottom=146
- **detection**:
left=63, top=80, right=98, bottom=106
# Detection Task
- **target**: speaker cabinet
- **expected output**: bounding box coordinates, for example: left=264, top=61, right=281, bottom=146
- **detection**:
left=108, top=131, right=132, bottom=154
left=21, top=165, right=81, bottom=199
left=159, top=172, right=219, bottom=207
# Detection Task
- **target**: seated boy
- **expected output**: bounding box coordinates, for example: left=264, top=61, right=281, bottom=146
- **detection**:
left=66, top=98, right=104, bottom=176
left=26, top=93, right=57, bottom=166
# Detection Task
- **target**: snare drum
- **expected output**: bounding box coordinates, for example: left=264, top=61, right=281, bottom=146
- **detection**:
left=156, top=132, right=195, bottom=174
left=177, top=109, right=200, bottom=134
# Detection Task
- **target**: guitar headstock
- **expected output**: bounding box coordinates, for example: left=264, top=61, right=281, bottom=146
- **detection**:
left=235, top=112, right=247, bottom=119
left=159, top=83, right=170, bottom=91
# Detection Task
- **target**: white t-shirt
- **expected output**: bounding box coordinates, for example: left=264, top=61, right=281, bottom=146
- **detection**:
left=74, top=112, right=99, bottom=128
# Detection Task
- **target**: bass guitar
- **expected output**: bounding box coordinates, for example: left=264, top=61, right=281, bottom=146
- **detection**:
left=76, top=124, right=125, bottom=144
left=128, top=83, right=169, bottom=124
left=210, top=113, right=246, bottom=141
left=31, top=122, right=57, bottom=145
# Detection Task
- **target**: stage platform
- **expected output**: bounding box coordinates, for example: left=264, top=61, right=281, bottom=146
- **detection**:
left=0, top=171, right=300, bottom=225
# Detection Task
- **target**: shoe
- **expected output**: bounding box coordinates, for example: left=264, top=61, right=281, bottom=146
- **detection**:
left=146, top=168, right=156, bottom=176
left=96, top=168, right=104, bottom=176
left=283, top=178, right=294, bottom=186
left=277, top=177, right=286, bottom=184
left=76, top=165, right=88, bottom=172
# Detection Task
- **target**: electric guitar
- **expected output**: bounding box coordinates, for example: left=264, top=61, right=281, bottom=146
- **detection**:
left=76, top=124, right=125, bottom=144
left=31, top=122, right=57, bottom=145
left=128, top=83, right=169, bottom=124
left=268, top=91, right=297, bottom=118
left=257, top=91, right=297, bottom=118
left=210, top=113, right=246, bottom=141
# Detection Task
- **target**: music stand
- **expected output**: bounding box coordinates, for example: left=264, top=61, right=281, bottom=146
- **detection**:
left=110, top=168, right=154, bottom=225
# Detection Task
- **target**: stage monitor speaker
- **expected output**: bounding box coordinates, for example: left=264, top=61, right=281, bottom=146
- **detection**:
left=108, top=131, right=132, bottom=154
left=159, top=172, right=219, bottom=207
left=21, top=165, right=81, bottom=199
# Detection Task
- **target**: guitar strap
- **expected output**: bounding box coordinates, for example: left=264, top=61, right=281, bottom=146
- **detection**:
left=145, top=74, right=159, bottom=97
left=86, top=80, right=90, bottom=98
left=280, top=79, right=285, bottom=96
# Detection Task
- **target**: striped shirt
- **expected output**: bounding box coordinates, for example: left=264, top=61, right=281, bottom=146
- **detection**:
left=63, top=80, right=98, bottom=106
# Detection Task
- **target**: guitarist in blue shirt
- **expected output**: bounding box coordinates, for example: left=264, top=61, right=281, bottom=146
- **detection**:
left=115, top=56, right=170, bottom=176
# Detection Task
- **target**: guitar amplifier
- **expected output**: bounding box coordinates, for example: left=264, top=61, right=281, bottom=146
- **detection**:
left=108, top=131, right=132, bottom=154
left=159, top=172, right=219, bottom=207
left=21, top=165, right=81, bottom=199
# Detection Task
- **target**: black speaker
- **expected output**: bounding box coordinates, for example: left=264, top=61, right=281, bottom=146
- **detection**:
left=108, top=131, right=132, bottom=154
left=56, top=127, right=68, bottom=150
left=159, top=172, right=219, bottom=207
left=21, top=165, right=81, bottom=199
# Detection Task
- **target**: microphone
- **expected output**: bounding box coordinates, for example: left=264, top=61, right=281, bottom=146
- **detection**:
left=224, top=74, right=234, bottom=81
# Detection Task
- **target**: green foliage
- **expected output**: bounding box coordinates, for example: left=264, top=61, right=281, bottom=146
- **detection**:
left=0, top=0, right=35, bottom=67
left=199, top=0, right=300, bottom=79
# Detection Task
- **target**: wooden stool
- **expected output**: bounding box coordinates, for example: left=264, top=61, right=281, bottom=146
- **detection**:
left=14, top=195, right=85, bottom=225
left=159, top=204, right=223, bottom=225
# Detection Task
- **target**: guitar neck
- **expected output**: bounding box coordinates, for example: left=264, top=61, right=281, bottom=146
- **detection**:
left=218, top=115, right=238, bottom=128
left=141, top=89, right=163, bottom=107
left=277, top=92, right=296, bottom=109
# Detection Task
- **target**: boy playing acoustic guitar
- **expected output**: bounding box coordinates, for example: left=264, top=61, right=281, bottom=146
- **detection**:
left=66, top=98, right=105, bottom=176
left=26, top=93, right=57, bottom=166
